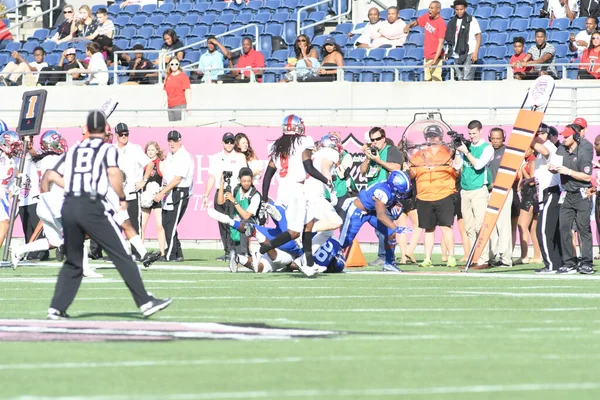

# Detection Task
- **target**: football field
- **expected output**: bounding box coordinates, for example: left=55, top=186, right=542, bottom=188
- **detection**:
left=1, top=250, right=600, bottom=400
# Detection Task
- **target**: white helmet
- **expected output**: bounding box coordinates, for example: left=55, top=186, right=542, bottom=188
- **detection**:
left=319, top=134, right=342, bottom=153
left=40, top=130, right=68, bottom=154
left=282, top=114, right=305, bottom=136
left=0, top=130, right=23, bottom=158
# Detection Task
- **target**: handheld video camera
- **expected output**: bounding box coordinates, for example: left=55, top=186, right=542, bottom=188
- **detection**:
left=369, top=146, right=379, bottom=156
left=447, top=130, right=471, bottom=150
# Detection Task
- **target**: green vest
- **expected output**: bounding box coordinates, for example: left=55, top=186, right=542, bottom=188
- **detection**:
left=229, top=186, right=252, bottom=242
left=333, top=151, right=357, bottom=197
left=366, top=144, right=390, bottom=185
left=461, top=141, right=491, bottom=191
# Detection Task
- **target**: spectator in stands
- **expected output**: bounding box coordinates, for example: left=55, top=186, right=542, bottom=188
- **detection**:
left=40, top=47, right=84, bottom=86
left=404, top=1, right=447, bottom=82
left=0, top=18, right=13, bottom=51
left=544, top=0, right=579, bottom=21
left=509, top=36, right=533, bottom=80
left=445, top=0, right=481, bottom=81
left=163, top=58, right=191, bottom=121
left=0, top=47, right=48, bottom=86
left=569, top=17, right=598, bottom=58
left=83, top=42, right=107, bottom=86
left=154, top=29, right=185, bottom=69
left=87, top=8, right=114, bottom=41
left=41, top=0, right=63, bottom=29
left=93, top=35, right=131, bottom=67
left=283, top=34, right=320, bottom=82
left=578, top=31, right=600, bottom=79
left=580, top=0, right=600, bottom=18
left=70, top=5, right=98, bottom=39
left=227, top=37, right=265, bottom=82
left=195, top=36, right=228, bottom=83
left=127, top=44, right=156, bottom=84
left=49, top=5, right=75, bottom=43
left=348, top=7, right=382, bottom=48
left=317, top=37, right=344, bottom=81
left=371, top=6, right=407, bottom=48
left=521, top=28, right=557, bottom=79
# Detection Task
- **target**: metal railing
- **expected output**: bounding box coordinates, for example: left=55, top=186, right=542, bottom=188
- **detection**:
left=297, top=0, right=352, bottom=36
left=0, top=0, right=62, bottom=40
left=367, top=0, right=388, bottom=10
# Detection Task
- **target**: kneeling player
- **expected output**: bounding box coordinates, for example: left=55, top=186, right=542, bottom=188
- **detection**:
left=339, top=170, right=412, bottom=272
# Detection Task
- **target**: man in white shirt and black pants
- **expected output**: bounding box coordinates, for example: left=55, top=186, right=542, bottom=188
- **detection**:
left=154, top=130, right=194, bottom=262
left=531, top=123, right=563, bottom=274
left=43, top=110, right=171, bottom=319
left=114, top=122, right=153, bottom=256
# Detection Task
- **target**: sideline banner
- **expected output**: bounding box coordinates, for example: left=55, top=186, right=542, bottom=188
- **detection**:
left=11, top=125, right=597, bottom=243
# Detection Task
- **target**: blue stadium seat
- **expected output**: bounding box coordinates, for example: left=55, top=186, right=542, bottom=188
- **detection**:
left=119, top=27, right=136, bottom=39
left=177, top=3, right=193, bottom=13
left=549, top=18, right=570, bottom=32
left=182, top=15, right=200, bottom=27
left=480, top=32, right=488, bottom=45
left=399, top=9, right=416, bottom=20
left=347, top=48, right=367, bottom=61
left=22, top=41, right=39, bottom=53
left=44, top=53, right=59, bottom=66
left=271, top=12, right=289, bottom=23
left=513, top=6, right=533, bottom=19
left=0, top=53, right=9, bottom=68
left=333, top=22, right=353, bottom=35
left=405, top=47, right=424, bottom=61
left=269, top=49, right=288, bottom=63
left=261, top=0, right=281, bottom=13
left=507, top=18, right=528, bottom=32
left=440, top=8, right=453, bottom=20
left=254, top=13, right=271, bottom=24
left=200, top=15, right=218, bottom=25
left=141, top=4, right=157, bottom=15
left=114, top=39, right=129, bottom=50
left=312, top=35, right=326, bottom=47
left=122, top=5, right=141, bottom=15
left=407, top=32, right=424, bottom=47
left=366, top=48, right=386, bottom=61
left=209, top=25, right=228, bottom=36
left=207, top=2, right=228, bottom=13
left=259, top=36, right=272, bottom=53
left=107, top=4, right=121, bottom=16
left=262, top=72, right=277, bottom=83
left=550, top=31, right=570, bottom=45
left=130, top=15, right=148, bottom=28
left=571, top=17, right=586, bottom=31
left=32, top=28, right=49, bottom=41
left=554, top=44, right=569, bottom=58
left=192, top=26, right=209, bottom=38
left=175, top=26, right=190, bottom=39
left=147, top=15, right=165, bottom=27
left=156, top=3, right=175, bottom=14
left=219, top=14, right=236, bottom=25
left=308, top=11, right=327, bottom=23
left=114, top=15, right=130, bottom=28
left=41, top=41, right=56, bottom=54
left=225, top=36, right=242, bottom=50
left=135, top=27, right=154, bottom=39
left=492, top=6, right=513, bottom=19
left=166, top=15, right=182, bottom=26
left=477, top=19, right=488, bottom=32
left=148, top=38, right=164, bottom=50
left=246, top=0, right=262, bottom=12
left=384, top=48, right=404, bottom=62
left=237, top=14, right=253, bottom=24
left=474, top=7, right=493, bottom=19
left=91, top=5, right=103, bottom=14
left=488, top=33, right=508, bottom=46
left=284, top=21, right=296, bottom=44
left=488, top=19, right=509, bottom=33
left=265, top=23, right=283, bottom=37
left=130, top=39, right=148, bottom=49
left=486, top=45, right=508, bottom=59
left=529, top=18, right=550, bottom=31
left=194, top=2, right=210, bottom=13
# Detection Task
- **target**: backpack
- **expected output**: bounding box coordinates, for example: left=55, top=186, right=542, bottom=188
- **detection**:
left=232, top=184, right=266, bottom=225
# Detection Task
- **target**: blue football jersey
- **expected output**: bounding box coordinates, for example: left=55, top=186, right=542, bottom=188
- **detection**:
left=358, top=181, right=396, bottom=212
left=313, top=237, right=342, bottom=268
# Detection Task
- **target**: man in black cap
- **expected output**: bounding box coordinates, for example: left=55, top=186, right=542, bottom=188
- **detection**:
left=154, top=130, right=195, bottom=262
left=202, top=132, right=247, bottom=262
left=42, top=110, right=171, bottom=319
left=114, top=122, right=154, bottom=253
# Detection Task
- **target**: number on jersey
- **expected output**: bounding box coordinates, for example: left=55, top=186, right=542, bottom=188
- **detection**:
left=313, top=238, right=342, bottom=267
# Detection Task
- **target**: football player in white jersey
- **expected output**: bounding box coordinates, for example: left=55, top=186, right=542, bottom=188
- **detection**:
left=11, top=131, right=67, bottom=269
left=256, top=115, right=332, bottom=277
left=0, top=129, right=20, bottom=252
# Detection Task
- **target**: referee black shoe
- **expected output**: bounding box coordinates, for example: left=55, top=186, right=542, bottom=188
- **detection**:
left=557, top=265, right=578, bottom=274
left=140, top=298, right=173, bottom=317
left=579, top=265, right=595, bottom=275
left=142, top=251, right=161, bottom=268
left=47, top=308, right=70, bottom=320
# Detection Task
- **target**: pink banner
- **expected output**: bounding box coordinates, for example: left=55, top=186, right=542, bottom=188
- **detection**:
left=11, top=125, right=599, bottom=245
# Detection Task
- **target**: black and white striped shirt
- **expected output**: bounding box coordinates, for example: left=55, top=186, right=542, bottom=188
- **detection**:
left=53, top=138, right=119, bottom=198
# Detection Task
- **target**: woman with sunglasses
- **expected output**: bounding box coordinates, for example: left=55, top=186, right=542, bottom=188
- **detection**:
left=163, top=59, right=191, bottom=121
left=317, top=37, right=344, bottom=81
left=283, top=35, right=320, bottom=82
left=578, top=32, right=600, bottom=79
left=50, top=5, right=76, bottom=44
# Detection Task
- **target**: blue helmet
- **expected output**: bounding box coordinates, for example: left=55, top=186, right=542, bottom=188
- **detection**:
left=387, top=170, right=412, bottom=200
left=0, top=120, right=7, bottom=133
left=282, top=114, right=305, bottom=136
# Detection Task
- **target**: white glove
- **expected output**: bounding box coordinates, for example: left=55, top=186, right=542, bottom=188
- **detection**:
left=329, top=190, right=338, bottom=206
left=139, top=182, right=160, bottom=208
left=258, top=202, right=268, bottom=221
left=9, top=182, right=21, bottom=198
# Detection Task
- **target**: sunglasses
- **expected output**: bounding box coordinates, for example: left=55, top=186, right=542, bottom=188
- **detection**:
left=64, top=10, right=73, bottom=14
left=170, top=62, right=179, bottom=67
left=224, top=139, right=235, bottom=144
left=297, top=39, right=307, bottom=42
left=117, top=132, right=129, bottom=137
left=370, top=136, right=384, bottom=142
left=593, top=37, right=600, bottom=40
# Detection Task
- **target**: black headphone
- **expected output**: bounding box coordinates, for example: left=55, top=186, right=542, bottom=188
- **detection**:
left=570, top=124, right=582, bottom=143
left=488, top=127, right=506, bottom=141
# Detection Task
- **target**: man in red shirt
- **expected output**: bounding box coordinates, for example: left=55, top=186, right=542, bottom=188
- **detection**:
left=509, top=36, right=533, bottom=80
left=228, top=37, right=265, bottom=82
left=0, top=19, right=14, bottom=51
left=404, top=0, right=447, bottom=81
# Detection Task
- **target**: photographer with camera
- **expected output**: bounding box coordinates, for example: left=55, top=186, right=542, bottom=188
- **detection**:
left=360, top=127, right=403, bottom=266
left=453, top=120, right=494, bottom=269
left=203, top=132, right=248, bottom=262
left=217, top=167, right=261, bottom=266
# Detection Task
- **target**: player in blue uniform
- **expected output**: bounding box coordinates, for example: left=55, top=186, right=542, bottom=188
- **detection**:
left=208, top=204, right=345, bottom=274
left=338, top=170, right=412, bottom=272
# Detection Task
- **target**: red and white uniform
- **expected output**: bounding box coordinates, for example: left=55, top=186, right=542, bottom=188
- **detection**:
left=305, top=147, right=342, bottom=226
left=35, top=154, right=65, bottom=247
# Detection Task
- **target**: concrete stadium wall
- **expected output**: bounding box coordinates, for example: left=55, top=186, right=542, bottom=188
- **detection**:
left=0, top=81, right=598, bottom=129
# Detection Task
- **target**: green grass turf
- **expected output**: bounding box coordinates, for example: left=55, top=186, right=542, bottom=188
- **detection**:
left=1, top=251, right=600, bottom=400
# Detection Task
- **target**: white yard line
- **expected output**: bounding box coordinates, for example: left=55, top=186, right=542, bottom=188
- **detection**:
left=7, top=382, right=600, bottom=399
left=452, top=291, right=600, bottom=298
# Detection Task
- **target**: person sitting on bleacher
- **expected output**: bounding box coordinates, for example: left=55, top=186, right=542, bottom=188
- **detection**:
left=569, top=17, right=598, bottom=58
left=223, top=37, right=264, bottom=83
left=578, top=31, right=600, bottom=79
left=0, top=47, right=48, bottom=86
left=87, top=8, right=115, bottom=41
left=39, top=48, right=85, bottom=86
left=370, top=6, right=408, bottom=49
left=49, top=5, right=75, bottom=44
left=543, top=0, right=579, bottom=22
left=93, top=35, right=131, bottom=68
left=520, top=28, right=557, bottom=80
left=70, top=5, right=98, bottom=40
left=283, top=34, right=320, bottom=82
left=509, top=36, right=533, bottom=80
left=194, top=36, right=229, bottom=83
left=347, top=7, right=383, bottom=49
left=127, top=44, right=156, bottom=85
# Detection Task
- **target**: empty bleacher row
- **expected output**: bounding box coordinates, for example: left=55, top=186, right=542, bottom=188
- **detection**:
left=0, top=0, right=592, bottom=82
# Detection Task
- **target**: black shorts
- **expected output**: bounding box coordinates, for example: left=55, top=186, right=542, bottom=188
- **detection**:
left=400, top=190, right=417, bottom=212
left=453, top=191, right=462, bottom=219
left=416, top=194, right=455, bottom=230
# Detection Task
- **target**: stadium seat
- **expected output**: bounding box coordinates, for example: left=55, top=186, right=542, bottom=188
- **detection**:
left=405, top=47, right=424, bottom=61
left=166, top=15, right=183, bottom=26
left=107, top=4, right=121, bottom=16
left=260, top=0, right=281, bottom=13
left=147, top=15, right=165, bottom=27
left=119, top=27, right=136, bottom=39
left=488, top=19, right=509, bottom=33
left=486, top=45, right=508, bottom=59
left=555, top=44, right=569, bottom=59
left=473, top=7, right=493, bottom=19
left=130, top=39, right=148, bottom=49
left=177, top=3, right=193, bottom=13
left=141, top=4, right=157, bottom=15
left=529, top=18, right=550, bottom=31
left=385, top=48, right=404, bottom=62
left=32, top=29, right=49, bottom=41
left=513, top=6, right=533, bottom=19
left=491, top=6, right=513, bottom=19
left=122, top=5, right=141, bottom=15
left=477, top=19, right=488, bottom=32
left=507, top=18, right=529, bottom=32
left=488, top=33, right=508, bottom=46
left=209, top=25, right=228, bottom=36
left=399, top=9, right=416, bottom=20
left=347, top=48, right=366, bottom=61
left=130, top=15, right=148, bottom=28
left=407, top=32, right=424, bottom=47
left=235, top=14, right=253, bottom=24
left=200, top=15, right=218, bottom=26
left=134, top=27, right=154, bottom=39
left=365, top=48, right=386, bottom=61
left=219, top=14, right=236, bottom=25
left=549, top=18, right=570, bottom=32
left=269, top=49, right=288, bottom=63
left=193, top=2, right=210, bottom=13
left=114, top=15, right=130, bottom=28
left=113, top=39, right=129, bottom=50
left=182, top=15, right=200, bottom=27
left=265, top=23, right=283, bottom=37
left=440, top=8, right=453, bottom=20
left=225, top=37, right=242, bottom=50
left=191, top=26, right=209, bottom=38
left=254, top=13, right=271, bottom=24
left=148, top=38, right=164, bottom=50
left=550, top=31, right=570, bottom=45
left=571, top=17, right=587, bottom=31
left=175, top=26, right=190, bottom=39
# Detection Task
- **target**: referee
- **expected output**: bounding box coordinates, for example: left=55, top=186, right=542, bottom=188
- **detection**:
left=43, top=110, right=172, bottom=319
left=154, top=130, right=194, bottom=262
left=552, top=124, right=594, bottom=275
